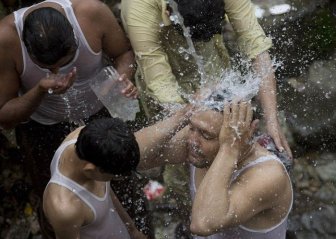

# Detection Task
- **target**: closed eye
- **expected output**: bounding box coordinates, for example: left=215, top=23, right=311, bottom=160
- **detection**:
left=201, top=131, right=216, bottom=140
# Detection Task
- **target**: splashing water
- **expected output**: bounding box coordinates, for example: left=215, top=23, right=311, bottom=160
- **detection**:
left=193, top=69, right=261, bottom=111
left=167, top=0, right=207, bottom=84
left=164, top=0, right=261, bottom=113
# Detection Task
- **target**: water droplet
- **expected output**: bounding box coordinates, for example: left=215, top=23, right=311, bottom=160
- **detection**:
left=178, top=46, right=185, bottom=54
left=48, top=88, right=53, bottom=94
left=169, top=15, right=178, bottom=23
left=159, top=22, right=165, bottom=27
left=184, top=54, right=190, bottom=60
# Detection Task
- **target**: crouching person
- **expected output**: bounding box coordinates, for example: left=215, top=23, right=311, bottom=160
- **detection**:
left=42, top=106, right=192, bottom=239
left=43, top=118, right=147, bottom=239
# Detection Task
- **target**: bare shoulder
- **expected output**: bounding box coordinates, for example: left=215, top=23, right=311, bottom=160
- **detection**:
left=43, top=184, right=85, bottom=227
left=63, top=126, right=83, bottom=142
left=0, top=14, right=21, bottom=96
left=240, top=156, right=291, bottom=195
left=0, top=14, right=20, bottom=60
left=72, top=0, right=112, bottom=20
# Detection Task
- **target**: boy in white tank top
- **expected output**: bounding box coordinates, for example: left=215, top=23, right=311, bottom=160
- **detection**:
left=43, top=118, right=145, bottom=239
left=43, top=106, right=195, bottom=238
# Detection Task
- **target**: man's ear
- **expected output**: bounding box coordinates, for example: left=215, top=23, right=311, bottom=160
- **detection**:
left=83, top=162, right=97, bottom=171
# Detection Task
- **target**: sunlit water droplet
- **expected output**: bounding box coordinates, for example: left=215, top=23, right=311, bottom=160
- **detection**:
left=178, top=46, right=185, bottom=54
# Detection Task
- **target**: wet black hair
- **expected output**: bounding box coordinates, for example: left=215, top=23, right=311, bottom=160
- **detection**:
left=75, top=118, right=140, bottom=175
left=174, top=0, right=225, bottom=42
left=22, top=7, right=78, bottom=65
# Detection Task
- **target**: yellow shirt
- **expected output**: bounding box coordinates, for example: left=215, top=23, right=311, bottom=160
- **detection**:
left=121, top=0, right=272, bottom=107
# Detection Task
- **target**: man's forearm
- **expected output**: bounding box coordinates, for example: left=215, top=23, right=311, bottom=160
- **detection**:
left=136, top=107, right=190, bottom=169
left=114, top=49, right=136, bottom=81
left=0, top=85, right=45, bottom=129
left=253, top=52, right=278, bottom=123
left=191, top=145, right=239, bottom=234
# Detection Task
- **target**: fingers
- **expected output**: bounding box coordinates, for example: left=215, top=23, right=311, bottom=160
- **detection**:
left=238, top=101, right=247, bottom=122
left=282, top=139, right=293, bottom=159
left=230, top=101, right=239, bottom=124
left=245, top=103, right=253, bottom=125
left=228, top=101, right=252, bottom=126
left=119, top=74, right=138, bottom=99
left=45, top=67, right=77, bottom=94
left=280, top=133, right=293, bottom=159
left=271, top=133, right=285, bottom=153
left=223, top=104, right=230, bottom=128
left=122, top=84, right=138, bottom=98
left=249, top=119, right=259, bottom=138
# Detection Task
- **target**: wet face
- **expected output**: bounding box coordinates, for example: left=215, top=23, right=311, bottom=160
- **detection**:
left=187, top=110, right=223, bottom=168
left=31, top=51, right=76, bottom=74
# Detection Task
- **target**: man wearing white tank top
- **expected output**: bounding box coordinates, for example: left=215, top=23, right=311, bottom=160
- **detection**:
left=44, top=118, right=145, bottom=239
left=187, top=102, right=293, bottom=239
left=139, top=100, right=293, bottom=239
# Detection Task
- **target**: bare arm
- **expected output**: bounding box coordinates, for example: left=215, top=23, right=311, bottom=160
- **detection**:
left=0, top=68, right=76, bottom=129
left=43, top=187, right=84, bottom=239
left=90, top=1, right=135, bottom=83
left=253, top=52, right=292, bottom=157
left=135, top=107, right=191, bottom=170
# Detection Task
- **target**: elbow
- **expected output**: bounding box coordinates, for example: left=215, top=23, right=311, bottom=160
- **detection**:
left=190, top=217, right=218, bottom=237
left=190, top=214, right=234, bottom=236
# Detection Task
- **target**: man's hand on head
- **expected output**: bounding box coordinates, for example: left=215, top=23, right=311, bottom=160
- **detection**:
left=119, top=74, right=138, bottom=99
left=219, top=101, right=258, bottom=156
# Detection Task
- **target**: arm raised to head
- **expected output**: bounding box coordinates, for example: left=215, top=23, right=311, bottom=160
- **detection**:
left=135, top=105, right=192, bottom=170
left=190, top=102, right=291, bottom=236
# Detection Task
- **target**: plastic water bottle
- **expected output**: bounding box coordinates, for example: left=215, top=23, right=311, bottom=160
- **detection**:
left=90, top=66, right=140, bottom=121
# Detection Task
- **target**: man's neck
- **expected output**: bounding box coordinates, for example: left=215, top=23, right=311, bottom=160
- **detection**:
left=59, top=146, right=93, bottom=186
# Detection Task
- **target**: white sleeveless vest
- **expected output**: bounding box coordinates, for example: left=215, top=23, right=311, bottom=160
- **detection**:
left=14, top=0, right=104, bottom=124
